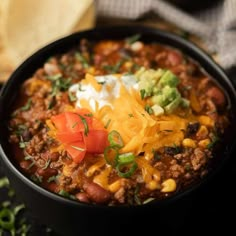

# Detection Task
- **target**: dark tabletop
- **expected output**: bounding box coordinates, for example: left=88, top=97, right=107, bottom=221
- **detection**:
left=1, top=68, right=236, bottom=236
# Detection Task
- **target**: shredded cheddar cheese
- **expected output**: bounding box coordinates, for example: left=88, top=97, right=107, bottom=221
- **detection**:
left=45, top=73, right=216, bottom=197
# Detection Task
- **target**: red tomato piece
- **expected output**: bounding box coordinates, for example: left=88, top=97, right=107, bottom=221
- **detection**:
left=51, top=109, right=108, bottom=163
left=51, top=113, right=67, bottom=132
left=65, top=141, right=86, bottom=163
left=65, top=112, right=92, bottom=133
left=84, top=130, right=108, bottom=154
left=56, top=131, right=83, bottom=144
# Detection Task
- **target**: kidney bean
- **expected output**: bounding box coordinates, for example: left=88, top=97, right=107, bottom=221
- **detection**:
left=186, top=122, right=200, bottom=137
left=75, top=192, right=90, bottom=203
left=167, top=51, right=182, bottom=66
left=44, top=63, right=60, bottom=75
left=20, top=160, right=36, bottom=174
left=47, top=182, right=58, bottom=192
left=50, top=152, right=60, bottom=162
left=22, top=129, right=32, bottom=141
left=206, top=86, right=226, bottom=107
left=37, top=168, right=58, bottom=179
left=83, top=182, right=111, bottom=204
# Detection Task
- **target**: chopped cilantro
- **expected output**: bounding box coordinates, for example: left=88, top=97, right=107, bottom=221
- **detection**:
left=20, top=99, right=32, bottom=111
left=58, top=190, right=76, bottom=200
left=104, top=119, right=111, bottom=129
left=144, top=105, right=154, bottom=115
left=75, top=52, right=90, bottom=68
left=103, top=59, right=125, bottom=73
left=140, top=89, right=146, bottom=100
left=125, top=34, right=141, bottom=45
left=68, top=91, right=77, bottom=102
left=207, top=135, right=220, bottom=149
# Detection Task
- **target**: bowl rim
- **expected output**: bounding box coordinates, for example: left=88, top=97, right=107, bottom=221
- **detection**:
left=1, top=25, right=236, bottom=209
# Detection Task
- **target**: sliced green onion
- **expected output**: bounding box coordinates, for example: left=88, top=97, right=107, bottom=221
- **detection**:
left=1, top=201, right=11, bottom=208
left=108, top=130, right=124, bottom=149
left=0, top=177, right=9, bottom=188
left=0, top=208, right=15, bottom=230
left=8, top=188, right=15, bottom=198
left=104, top=146, right=119, bottom=166
left=117, top=153, right=135, bottom=164
left=116, top=162, right=137, bottom=178
left=13, top=204, right=25, bottom=216
left=77, top=114, right=89, bottom=136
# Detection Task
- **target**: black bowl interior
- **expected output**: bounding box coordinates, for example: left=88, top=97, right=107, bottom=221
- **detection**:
left=0, top=25, right=236, bottom=234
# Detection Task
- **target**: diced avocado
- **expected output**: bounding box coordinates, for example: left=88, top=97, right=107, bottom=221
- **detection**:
left=164, top=94, right=181, bottom=114
left=162, top=86, right=179, bottom=103
left=135, top=67, right=164, bottom=82
left=152, top=86, right=179, bottom=107
left=153, top=87, right=162, bottom=95
left=158, top=70, right=179, bottom=88
left=152, top=94, right=169, bottom=107
left=136, top=67, right=165, bottom=97
left=136, top=68, right=190, bottom=116
left=151, top=104, right=164, bottom=116
left=138, top=79, right=156, bottom=97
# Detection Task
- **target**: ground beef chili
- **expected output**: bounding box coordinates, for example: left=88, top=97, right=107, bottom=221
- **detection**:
left=8, top=36, right=229, bottom=205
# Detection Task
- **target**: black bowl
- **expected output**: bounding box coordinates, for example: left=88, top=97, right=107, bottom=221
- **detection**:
left=1, top=26, right=236, bottom=235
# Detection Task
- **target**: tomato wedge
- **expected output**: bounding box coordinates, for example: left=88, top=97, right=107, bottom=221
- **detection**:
left=65, top=112, right=92, bottom=133
left=50, top=108, right=108, bottom=163
left=56, top=132, right=83, bottom=144
left=84, top=130, right=108, bottom=153
left=51, top=113, right=67, bottom=132
left=65, top=141, right=86, bottom=163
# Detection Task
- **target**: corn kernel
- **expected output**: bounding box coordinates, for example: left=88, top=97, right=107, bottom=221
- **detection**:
left=182, top=138, right=196, bottom=148
left=153, top=172, right=161, bottom=182
left=87, top=66, right=95, bottom=74
left=198, top=139, right=211, bottom=148
left=130, top=41, right=144, bottom=51
left=198, top=115, right=214, bottom=127
left=109, top=180, right=122, bottom=193
left=161, top=179, right=177, bottom=193
left=147, top=180, right=159, bottom=190
left=124, top=61, right=133, bottom=69
left=196, top=125, right=208, bottom=139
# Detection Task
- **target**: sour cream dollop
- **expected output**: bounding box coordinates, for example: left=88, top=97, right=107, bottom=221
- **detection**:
left=69, top=74, right=138, bottom=111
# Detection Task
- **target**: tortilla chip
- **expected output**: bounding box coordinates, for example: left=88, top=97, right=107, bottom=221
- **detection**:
left=0, top=0, right=95, bottom=82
